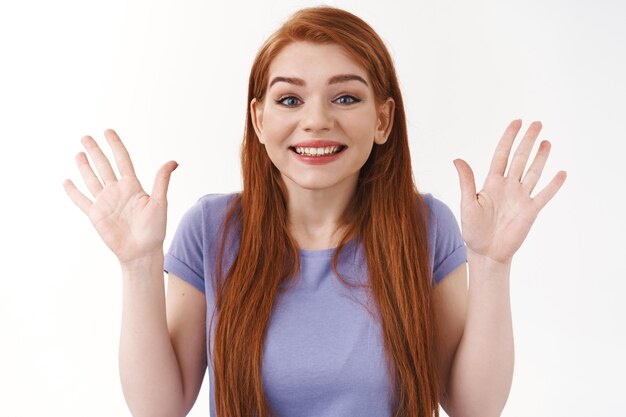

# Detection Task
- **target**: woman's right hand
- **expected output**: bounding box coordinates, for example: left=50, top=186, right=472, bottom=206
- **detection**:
left=63, top=129, right=179, bottom=266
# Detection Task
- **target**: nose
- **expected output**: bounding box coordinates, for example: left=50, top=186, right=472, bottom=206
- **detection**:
left=299, top=98, right=334, bottom=133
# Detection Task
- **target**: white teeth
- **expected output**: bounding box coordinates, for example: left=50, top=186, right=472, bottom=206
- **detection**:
left=294, top=146, right=342, bottom=156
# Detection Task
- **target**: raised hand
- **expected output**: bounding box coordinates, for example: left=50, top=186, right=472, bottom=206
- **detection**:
left=63, top=129, right=179, bottom=266
left=452, top=120, right=567, bottom=264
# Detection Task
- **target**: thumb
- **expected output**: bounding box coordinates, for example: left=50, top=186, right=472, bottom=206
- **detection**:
left=152, top=161, right=179, bottom=202
left=453, top=159, right=477, bottom=205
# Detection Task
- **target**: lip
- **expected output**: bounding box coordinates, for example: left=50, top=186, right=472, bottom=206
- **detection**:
left=289, top=144, right=347, bottom=165
left=290, top=140, right=346, bottom=148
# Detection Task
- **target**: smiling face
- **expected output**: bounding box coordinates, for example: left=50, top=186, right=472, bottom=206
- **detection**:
left=250, top=41, right=394, bottom=195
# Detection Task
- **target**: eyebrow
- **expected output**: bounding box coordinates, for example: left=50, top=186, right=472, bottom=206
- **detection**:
left=268, top=74, right=369, bottom=89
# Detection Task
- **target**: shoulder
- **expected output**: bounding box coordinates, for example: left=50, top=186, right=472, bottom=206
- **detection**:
left=165, top=192, right=241, bottom=286
left=196, top=192, right=240, bottom=214
left=182, top=192, right=240, bottom=225
left=419, top=192, right=467, bottom=285
left=420, top=193, right=458, bottom=234
left=420, top=192, right=458, bottom=231
left=172, top=192, right=240, bottom=247
left=420, top=193, right=454, bottom=222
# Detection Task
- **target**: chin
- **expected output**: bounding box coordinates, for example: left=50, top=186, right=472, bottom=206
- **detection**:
left=281, top=172, right=356, bottom=193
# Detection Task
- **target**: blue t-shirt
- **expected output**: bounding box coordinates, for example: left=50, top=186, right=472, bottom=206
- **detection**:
left=164, top=192, right=467, bottom=417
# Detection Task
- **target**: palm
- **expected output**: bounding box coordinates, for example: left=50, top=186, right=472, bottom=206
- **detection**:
left=88, top=176, right=165, bottom=264
left=453, top=120, right=567, bottom=264
left=63, top=129, right=178, bottom=265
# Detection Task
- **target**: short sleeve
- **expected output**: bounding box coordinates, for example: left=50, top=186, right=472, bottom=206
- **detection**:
left=164, top=198, right=206, bottom=294
left=424, top=194, right=467, bottom=286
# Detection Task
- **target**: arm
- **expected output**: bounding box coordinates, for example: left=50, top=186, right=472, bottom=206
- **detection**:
left=436, top=255, right=513, bottom=417
left=438, top=119, right=566, bottom=416
left=119, top=252, right=186, bottom=417
left=63, top=129, right=205, bottom=416
left=119, top=254, right=208, bottom=417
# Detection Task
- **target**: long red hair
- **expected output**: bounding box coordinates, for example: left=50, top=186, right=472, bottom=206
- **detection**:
left=210, top=6, right=440, bottom=417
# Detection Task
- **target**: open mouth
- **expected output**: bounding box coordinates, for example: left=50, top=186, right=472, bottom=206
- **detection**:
left=288, top=145, right=348, bottom=157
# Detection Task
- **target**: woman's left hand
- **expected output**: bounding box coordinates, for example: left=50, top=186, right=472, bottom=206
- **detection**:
left=453, top=119, right=567, bottom=264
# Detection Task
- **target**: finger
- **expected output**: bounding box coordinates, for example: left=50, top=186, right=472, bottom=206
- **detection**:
left=81, top=135, right=118, bottom=186
left=507, top=120, right=542, bottom=181
left=487, top=119, right=523, bottom=177
left=151, top=161, right=179, bottom=202
left=76, top=151, right=104, bottom=197
left=104, top=129, right=137, bottom=178
left=62, top=178, right=93, bottom=215
left=453, top=158, right=477, bottom=205
left=532, top=171, right=567, bottom=211
left=521, top=140, right=551, bottom=195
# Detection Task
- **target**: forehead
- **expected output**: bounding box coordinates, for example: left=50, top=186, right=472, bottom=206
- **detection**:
left=267, top=41, right=369, bottom=83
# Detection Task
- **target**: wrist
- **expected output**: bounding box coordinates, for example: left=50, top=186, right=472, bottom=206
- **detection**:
left=467, top=249, right=512, bottom=280
left=120, top=250, right=164, bottom=274
left=467, top=249, right=512, bottom=267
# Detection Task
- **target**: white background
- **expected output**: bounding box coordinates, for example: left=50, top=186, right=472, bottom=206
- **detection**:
left=1, top=0, right=624, bottom=416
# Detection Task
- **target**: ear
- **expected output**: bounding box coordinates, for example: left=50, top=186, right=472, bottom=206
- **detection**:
left=250, top=98, right=265, bottom=144
left=374, top=97, right=395, bottom=145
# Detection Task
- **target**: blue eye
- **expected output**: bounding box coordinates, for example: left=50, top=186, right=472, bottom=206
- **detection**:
left=275, top=95, right=361, bottom=107
left=335, top=95, right=361, bottom=105
left=276, top=96, right=301, bottom=107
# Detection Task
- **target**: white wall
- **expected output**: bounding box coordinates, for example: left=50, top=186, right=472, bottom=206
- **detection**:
left=1, top=0, right=624, bottom=415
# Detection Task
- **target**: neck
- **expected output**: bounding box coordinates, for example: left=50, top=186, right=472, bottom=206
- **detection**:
left=282, top=173, right=357, bottom=250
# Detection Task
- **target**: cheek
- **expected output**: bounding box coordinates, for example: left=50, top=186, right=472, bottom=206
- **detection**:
left=263, top=111, right=298, bottom=143
left=342, top=109, right=378, bottom=138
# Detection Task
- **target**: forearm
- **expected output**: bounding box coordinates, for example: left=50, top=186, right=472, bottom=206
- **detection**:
left=445, top=250, right=515, bottom=417
left=119, top=251, right=185, bottom=417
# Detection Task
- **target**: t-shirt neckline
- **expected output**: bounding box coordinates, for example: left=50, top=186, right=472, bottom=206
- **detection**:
left=298, top=237, right=358, bottom=258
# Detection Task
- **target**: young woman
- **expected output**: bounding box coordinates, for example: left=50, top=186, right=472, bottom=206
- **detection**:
left=63, top=6, right=566, bottom=417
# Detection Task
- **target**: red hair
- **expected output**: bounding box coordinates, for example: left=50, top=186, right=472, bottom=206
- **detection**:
left=210, top=6, right=440, bottom=417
